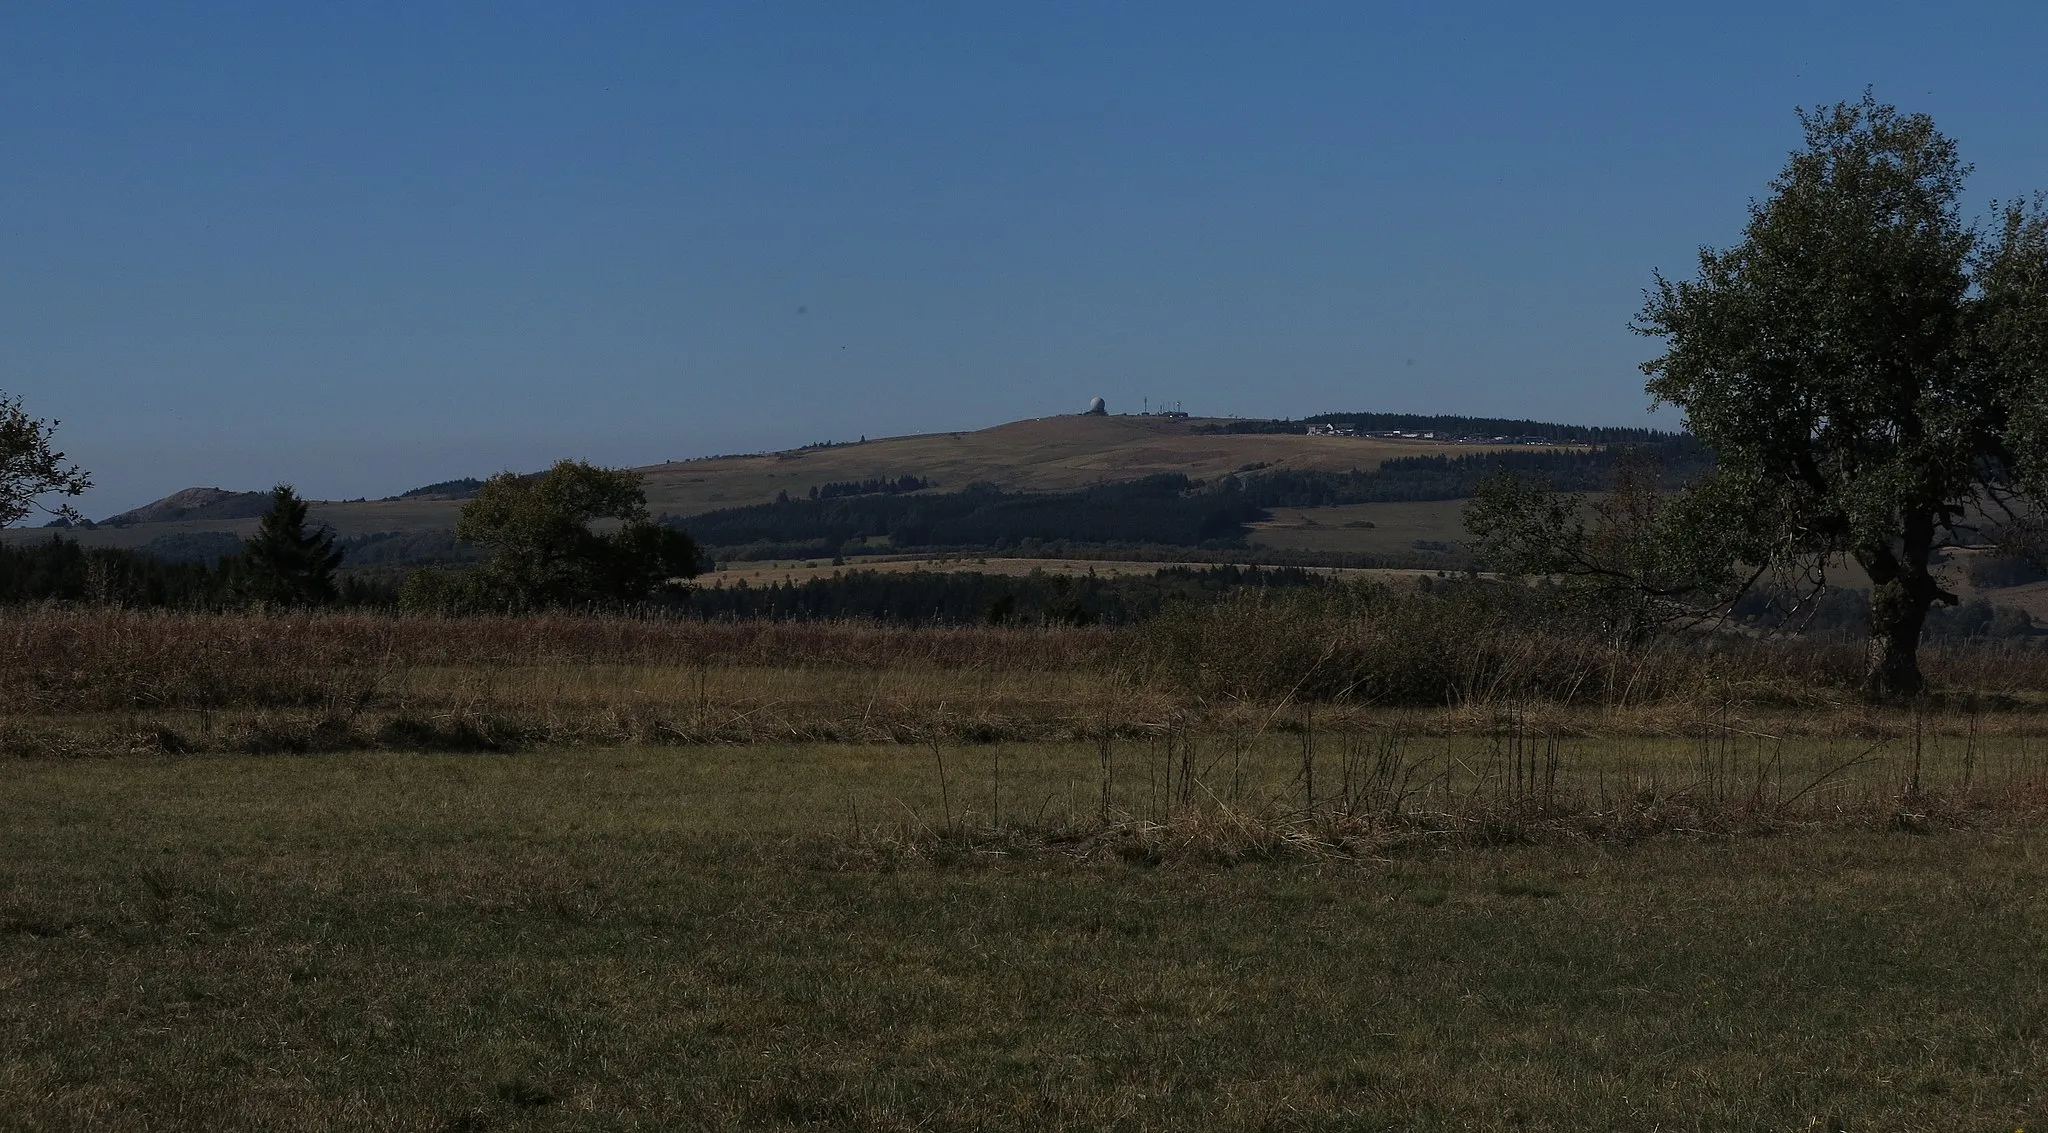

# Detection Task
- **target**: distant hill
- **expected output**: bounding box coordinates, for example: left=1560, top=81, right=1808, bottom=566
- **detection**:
left=21, top=412, right=1614, bottom=555
left=630, top=414, right=1558, bottom=517
left=100, top=487, right=271, bottom=527
left=390, top=478, right=486, bottom=501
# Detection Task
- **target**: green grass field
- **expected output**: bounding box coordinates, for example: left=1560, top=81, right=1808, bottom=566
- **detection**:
left=1247, top=499, right=1474, bottom=558
left=5, top=742, right=2046, bottom=1130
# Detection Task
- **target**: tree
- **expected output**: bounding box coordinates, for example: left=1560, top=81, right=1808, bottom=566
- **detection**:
left=0, top=392, right=91, bottom=526
left=1465, top=448, right=1724, bottom=644
left=240, top=485, right=343, bottom=605
left=1471, top=95, right=2048, bottom=697
left=441, top=460, right=699, bottom=610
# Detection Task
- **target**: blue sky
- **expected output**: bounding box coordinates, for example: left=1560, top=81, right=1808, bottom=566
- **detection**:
left=4, top=2, right=2046, bottom=516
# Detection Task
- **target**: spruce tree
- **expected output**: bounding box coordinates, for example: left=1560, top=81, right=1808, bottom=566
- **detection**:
left=240, top=484, right=343, bottom=606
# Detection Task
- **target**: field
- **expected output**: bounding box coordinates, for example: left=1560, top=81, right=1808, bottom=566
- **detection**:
left=1248, top=499, right=1472, bottom=557
left=6, top=742, right=2048, bottom=1130
left=7, top=607, right=2048, bottom=1127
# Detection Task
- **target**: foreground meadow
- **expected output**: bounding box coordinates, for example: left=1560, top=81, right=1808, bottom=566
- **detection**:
left=7, top=607, right=2048, bottom=1128
left=4, top=742, right=2047, bottom=1130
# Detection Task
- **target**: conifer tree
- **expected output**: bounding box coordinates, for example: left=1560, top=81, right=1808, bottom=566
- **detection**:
left=240, top=484, right=343, bottom=606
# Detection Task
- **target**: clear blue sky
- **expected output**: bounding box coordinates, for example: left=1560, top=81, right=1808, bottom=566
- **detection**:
left=5, top=2, right=2046, bottom=516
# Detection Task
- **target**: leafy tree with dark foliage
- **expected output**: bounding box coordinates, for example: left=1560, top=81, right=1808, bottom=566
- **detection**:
left=0, top=391, right=90, bottom=526
left=1473, top=95, right=2048, bottom=697
left=413, top=460, right=699, bottom=611
left=239, top=485, right=343, bottom=605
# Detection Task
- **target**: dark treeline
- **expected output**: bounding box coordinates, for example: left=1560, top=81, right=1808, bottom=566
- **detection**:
left=9, top=532, right=2031, bottom=642
left=0, top=537, right=397, bottom=608
left=391, top=478, right=486, bottom=501
left=811, top=475, right=928, bottom=499
left=672, top=475, right=1264, bottom=559
left=1198, top=413, right=1678, bottom=444
left=0, top=537, right=222, bottom=606
left=0, top=534, right=1343, bottom=624
left=1235, top=441, right=1711, bottom=507
left=686, top=565, right=1336, bottom=626
left=337, top=530, right=483, bottom=566
left=125, top=528, right=484, bottom=569
left=133, top=531, right=246, bottom=564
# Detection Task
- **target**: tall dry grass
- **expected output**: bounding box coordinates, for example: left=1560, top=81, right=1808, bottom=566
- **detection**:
left=860, top=708, right=2048, bottom=869
left=2, top=594, right=2046, bottom=758
left=0, top=607, right=1111, bottom=714
left=1126, top=584, right=2048, bottom=708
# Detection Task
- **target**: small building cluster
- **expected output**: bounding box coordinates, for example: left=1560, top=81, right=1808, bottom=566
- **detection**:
left=1306, top=423, right=1558, bottom=445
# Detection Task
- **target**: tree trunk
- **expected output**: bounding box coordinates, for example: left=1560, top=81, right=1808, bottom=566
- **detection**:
left=1863, top=576, right=1931, bottom=698
left=1856, top=508, right=1954, bottom=700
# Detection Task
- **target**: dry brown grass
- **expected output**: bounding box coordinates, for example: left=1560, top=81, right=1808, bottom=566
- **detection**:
left=2, top=605, right=2047, bottom=761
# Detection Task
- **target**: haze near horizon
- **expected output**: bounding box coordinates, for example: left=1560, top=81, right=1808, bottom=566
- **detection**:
left=5, top=1, right=2046, bottom=516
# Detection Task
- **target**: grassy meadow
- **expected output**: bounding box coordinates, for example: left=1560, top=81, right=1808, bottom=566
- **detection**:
left=6, top=604, right=2048, bottom=1128
left=5, top=743, right=2048, bottom=1130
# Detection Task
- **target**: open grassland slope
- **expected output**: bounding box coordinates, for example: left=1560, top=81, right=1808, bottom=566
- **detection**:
left=22, top=415, right=1542, bottom=549
left=635, top=414, right=1533, bottom=516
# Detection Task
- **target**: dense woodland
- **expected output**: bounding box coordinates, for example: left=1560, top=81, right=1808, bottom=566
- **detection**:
left=0, top=537, right=396, bottom=608
left=1233, top=439, right=1710, bottom=507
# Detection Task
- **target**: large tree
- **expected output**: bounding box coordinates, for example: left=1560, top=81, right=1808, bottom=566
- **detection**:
left=1474, top=95, right=2048, bottom=697
left=444, top=460, right=699, bottom=610
left=239, top=485, right=344, bottom=605
left=0, top=392, right=91, bottom=526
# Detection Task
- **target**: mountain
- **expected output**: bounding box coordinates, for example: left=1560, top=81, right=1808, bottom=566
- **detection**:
left=100, top=487, right=272, bottom=527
